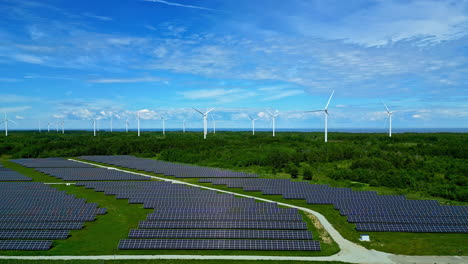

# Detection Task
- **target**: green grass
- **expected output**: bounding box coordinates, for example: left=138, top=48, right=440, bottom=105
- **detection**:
left=0, top=160, right=339, bottom=257
left=0, top=260, right=348, bottom=264
left=73, top=159, right=468, bottom=256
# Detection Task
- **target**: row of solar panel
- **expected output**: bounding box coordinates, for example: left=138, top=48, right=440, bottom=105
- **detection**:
left=79, top=155, right=258, bottom=178
left=11, top=158, right=94, bottom=168
left=118, top=239, right=321, bottom=251
left=0, top=240, right=52, bottom=250
left=35, top=167, right=150, bottom=181
left=139, top=220, right=308, bottom=230
left=129, top=229, right=313, bottom=239
left=0, top=230, right=69, bottom=239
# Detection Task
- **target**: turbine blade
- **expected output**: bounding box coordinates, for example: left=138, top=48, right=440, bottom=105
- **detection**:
left=305, top=110, right=324, bottom=113
left=248, top=115, right=253, bottom=120
left=265, top=109, right=274, bottom=116
left=324, top=90, right=335, bottom=109
left=206, top=107, right=215, bottom=114
left=192, top=108, right=204, bottom=115
left=382, top=101, right=391, bottom=113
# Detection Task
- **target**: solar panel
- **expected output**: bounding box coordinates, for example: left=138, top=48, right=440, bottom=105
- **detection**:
left=0, top=230, right=69, bottom=239
left=355, top=223, right=468, bottom=233
left=129, top=229, right=313, bottom=239
left=11, top=158, right=95, bottom=168
left=139, top=220, right=308, bottom=230
left=0, top=240, right=52, bottom=250
left=118, top=239, right=320, bottom=251
left=146, top=213, right=303, bottom=221
left=35, top=167, right=150, bottom=181
left=0, top=222, right=84, bottom=230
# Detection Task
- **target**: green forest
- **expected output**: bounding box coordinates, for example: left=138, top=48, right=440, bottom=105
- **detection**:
left=0, top=131, right=466, bottom=202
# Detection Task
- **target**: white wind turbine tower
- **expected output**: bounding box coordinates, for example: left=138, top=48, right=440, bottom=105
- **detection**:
left=266, top=110, right=279, bottom=137
left=193, top=107, right=215, bottom=139
left=248, top=114, right=259, bottom=135
left=38, top=120, right=41, bottom=133
left=382, top=101, right=393, bottom=137
left=211, top=114, right=216, bottom=134
left=1, top=113, right=16, bottom=136
left=47, top=122, right=52, bottom=132
left=92, top=118, right=97, bottom=136
left=306, top=90, right=335, bottom=142
left=182, top=119, right=186, bottom=133
left=60, top=119, right=64, bottom=134
left=160, top=116, right=168, bottom=135
left=125, top=118, right=129, bottom=133
left=110, top=116, right=113, bottom=132
left=55, top=118, right=60, bottom=132
left=137, top=111, right=141, bottom=137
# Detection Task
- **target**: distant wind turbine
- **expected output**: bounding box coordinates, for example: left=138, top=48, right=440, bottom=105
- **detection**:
left=211, top=114, right=216, bottom=134
left=266, top=109, right=279, bottom=137
left=60, top=119, right=64, bottom=134
left=110, top=116, right=113, bottom=132
left=1, top=113, right=16, bottom=136
left=92, top=118, right=97, bottom=136
left=47, top=122, right=52, bottom=132
left=125, top=118, right=129, bottom=132
left=137, top=112, right=141, bottom=137
left=382, top=101, right=393, bottom=137
left=248, top=114, right=259, bottom=135
left=55, top=118, right=60, bottom=132
left=306, top=90, right=335, bottom=142
left=182, top=119, right=186, bottom=133
left=160, top=116, right=168, bottom=135
left=193, top=107, right=215, bottom=139
left=38, top=120, right=41, bottom=133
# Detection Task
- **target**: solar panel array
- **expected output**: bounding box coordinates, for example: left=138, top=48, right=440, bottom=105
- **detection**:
left=79, top=155, right=258, bottom=178
left=11, top=158, right=96, bottom=168
left=0, top=182, right=106, bottom=250
left=199, top=178, right=468, bottom=234
left=0, top=168, right=32, bottom=181
left=77, top=181, right=320, bottom=251
left=35, top=167, right=150, bottom=181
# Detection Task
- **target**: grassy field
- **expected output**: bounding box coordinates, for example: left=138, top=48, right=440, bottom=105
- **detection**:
left=73, top=159, right=468, bottom=256
left=0, top=160, right=339, bottom=257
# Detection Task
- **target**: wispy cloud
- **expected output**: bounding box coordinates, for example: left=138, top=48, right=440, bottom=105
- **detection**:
left=143, top=0, right=215, bottom=11
left=87, top=77, right=163, bottom=83
left=13, top=54, right=44, bottom=64
left=0, top=106, right=32, bottom=113
left=0, top=94, right=40, bottom=103
left=82, top=12, right=112, bottom=21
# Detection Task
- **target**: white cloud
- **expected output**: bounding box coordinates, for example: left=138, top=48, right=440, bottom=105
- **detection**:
left=143, top=0, right=216, bottom=11
left=262, top=89, right=304, bottom=101
left=15, top=115, right=25, bottom=120
left=0, top=94, right=39, bottom=103
left=82, top=13, right=112, bottom=21
left=13, top=54, right=44, bottom=64
left=0, top=106, right=32, bottom=113
left=88, top=77, right=163, bottom=83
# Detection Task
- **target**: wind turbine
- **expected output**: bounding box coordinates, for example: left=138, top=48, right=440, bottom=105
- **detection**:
left=306, top=90, right=335, bottom=142
left=55, top=118, right=60, bottom=132
left=47, top=122, right=52, bottom=132
left=110, top=116, right=113, bottom=132
left=211, top=114, right=216, bottom=134
left=382, top=101, right=393, bottom=137
left=137, top=112, right=141, bottom=137
left=266, top=110, right=279, bottom=137
left=248, top=114, right=259, bottom=135
left=38, top=120, right=41, bottom=133
left=182, top=119, right=186, bottom=133
left=125, top=118, right=129, bottom=132
left=160, top=116, right=168, bottom=135
left=92, top=118, right=97, bottom=136
left=193, top=107, right=215, bottom=139
left=60, top=119, right=64, bottom=134
left=1, top=113, right=16, bottom=136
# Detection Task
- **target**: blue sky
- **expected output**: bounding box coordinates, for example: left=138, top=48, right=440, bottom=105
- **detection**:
left=0, top=0, right=467, bottom=130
